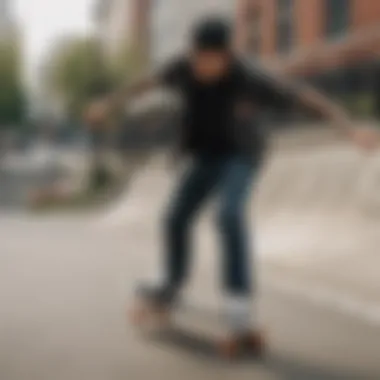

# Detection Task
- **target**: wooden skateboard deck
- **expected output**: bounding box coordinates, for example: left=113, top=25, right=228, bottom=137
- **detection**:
left=130, top=301, right=265, bottom=360
left=149, top=325, right=221, bottom=358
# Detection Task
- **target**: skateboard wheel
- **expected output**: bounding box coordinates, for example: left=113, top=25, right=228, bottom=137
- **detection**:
left=129, top=305, right=150, bottom=326
left=218, top=331, right=266, bottom=359
left=218, top=338, right=240, bottom=360
left=129, top=300, right=172, bottom=328
left=155, top=309, right=171, bottom=326
left=244, top=332, right=266, bottom=356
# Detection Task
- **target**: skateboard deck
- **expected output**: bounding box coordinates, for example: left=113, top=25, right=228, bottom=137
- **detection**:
left=149, top=325, right=221, bottom=358
left=130, top=301, right=265, bottom=360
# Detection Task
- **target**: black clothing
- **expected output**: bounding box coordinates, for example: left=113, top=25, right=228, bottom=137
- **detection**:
left=159, top=56, right=298, bottom=159
left=191, top=17, right=232, bottom=50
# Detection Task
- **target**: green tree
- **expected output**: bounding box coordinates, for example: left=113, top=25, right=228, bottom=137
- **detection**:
left=109, top=44, right=146, bottom=87
left=47, top=37, right=114, bottom=120
left=46, top=36, right=148, bottom=194
left=47, top=35, right=148, bottom=121
left=0, top=38, right=26, bottom=128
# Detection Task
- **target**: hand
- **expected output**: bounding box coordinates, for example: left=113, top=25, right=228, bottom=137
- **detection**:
left=349, top=127, right=380, bottom=151
left=84, top=99, right=110, bottom=126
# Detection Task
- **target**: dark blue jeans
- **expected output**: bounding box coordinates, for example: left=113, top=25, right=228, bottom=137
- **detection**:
left=163, top=154, right=257, bottom=297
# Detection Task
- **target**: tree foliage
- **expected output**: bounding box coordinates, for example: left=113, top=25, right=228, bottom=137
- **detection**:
left=46, top=37, right=145, bottom=120
left=47, top=37, right=114, bottom=119
left=109, top=44, right=146, bottom=86
left=0, top=38, right=26, bottom=127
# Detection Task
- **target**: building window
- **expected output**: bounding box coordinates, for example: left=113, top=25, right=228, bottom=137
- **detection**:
left=278, top=0, right=293, bottom=18
left=247, top=7, right=261, bottom=54
left=325, top=0, right=351, bottom=38
left=276, top=0, right=294, bottom=53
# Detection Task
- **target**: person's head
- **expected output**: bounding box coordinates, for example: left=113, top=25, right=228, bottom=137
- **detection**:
left=190, top=17, right=233, bottom=82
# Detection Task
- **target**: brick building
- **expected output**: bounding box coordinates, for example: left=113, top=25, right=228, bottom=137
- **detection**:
left=93, top=0, right=151, bottom=62
left=236, top=0, right=380, bottom=116
left=149, top=0, right=234, bottom=66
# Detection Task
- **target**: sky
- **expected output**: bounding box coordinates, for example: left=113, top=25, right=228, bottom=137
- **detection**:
left=14, top=0, right=93, bottom=83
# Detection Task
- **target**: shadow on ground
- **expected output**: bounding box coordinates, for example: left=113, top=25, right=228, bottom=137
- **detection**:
left=147, top=330, right=373, bottom=380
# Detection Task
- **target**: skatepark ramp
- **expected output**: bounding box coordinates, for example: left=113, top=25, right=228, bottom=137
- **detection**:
left=101, top=144, right=380, bottom=226
left=96, top=135, right=380, bottom=266
left=256, top=146, right=380, bottom=217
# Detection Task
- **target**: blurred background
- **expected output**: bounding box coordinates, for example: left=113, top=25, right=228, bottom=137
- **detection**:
left=1, top=1, right=380, bottom=379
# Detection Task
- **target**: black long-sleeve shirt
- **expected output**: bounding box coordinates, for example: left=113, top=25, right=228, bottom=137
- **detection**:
left=157, top=56, right=298, bottom=157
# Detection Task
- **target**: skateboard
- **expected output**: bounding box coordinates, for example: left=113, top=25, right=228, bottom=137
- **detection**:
left=129, top=298, right=265, bottom=360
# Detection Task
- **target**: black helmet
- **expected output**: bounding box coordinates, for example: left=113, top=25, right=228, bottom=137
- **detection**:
left=191, top=16, right=232, bottom=50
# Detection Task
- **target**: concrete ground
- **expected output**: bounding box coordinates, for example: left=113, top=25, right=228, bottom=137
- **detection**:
left=0, top=210, right=380, bottom=380
left=2, top=140, right=380, bottom=380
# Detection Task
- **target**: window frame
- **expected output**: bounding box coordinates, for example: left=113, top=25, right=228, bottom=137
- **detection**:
left=324, top=0, right=352, bottom=39
left=276, top=0, right=294, bottom=54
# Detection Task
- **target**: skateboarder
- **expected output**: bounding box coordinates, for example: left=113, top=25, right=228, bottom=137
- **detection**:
left=86, top=17, right=379, bottom=354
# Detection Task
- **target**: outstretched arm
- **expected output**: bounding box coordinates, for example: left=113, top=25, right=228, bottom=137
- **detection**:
left=288, top=81, right=379, bottom=149
left=85, top=71, right=160, bottom=125
left=253, top=67, right=380, bottom=150
left=286, top=81, right=350, bottom=131
left=107, top=71, right=160, bottom=108
left=85, top=57, right=184, bottom=125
